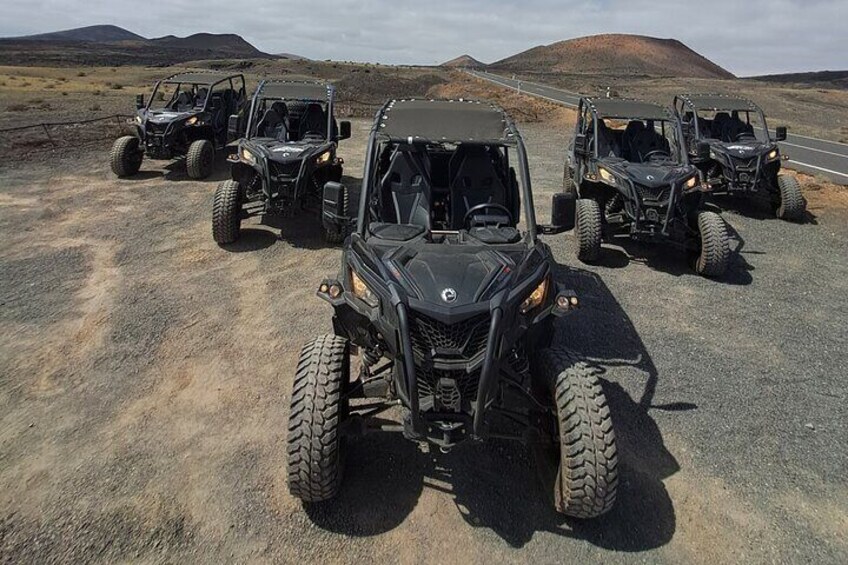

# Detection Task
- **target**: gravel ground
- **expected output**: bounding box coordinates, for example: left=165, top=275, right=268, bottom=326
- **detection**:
left=0, top=119, right=846, bottom=563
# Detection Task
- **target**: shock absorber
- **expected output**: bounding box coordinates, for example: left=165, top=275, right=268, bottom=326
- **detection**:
left=362, top=344, right=382, bottom=371
left=606, top=194, right=624, bottom=215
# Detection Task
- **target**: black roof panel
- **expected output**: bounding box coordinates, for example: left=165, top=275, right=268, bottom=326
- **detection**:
left=378, top=99, right=512, bottom=143
left=586, top=98, right=673, bottom=121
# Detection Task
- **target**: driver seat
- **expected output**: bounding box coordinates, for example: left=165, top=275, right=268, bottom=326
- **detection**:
left=380, top=146, right=432, bottom=229
left=449, top=146, right=508, bottom=229
left=298, top=103, right=326, bottom=140
left=627, top=121, right=668, bottom=162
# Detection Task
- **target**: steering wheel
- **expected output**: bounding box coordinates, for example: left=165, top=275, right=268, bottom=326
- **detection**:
left=463, top=203, right=514, bottom=228
left=642, top=149, right=671, bottom=162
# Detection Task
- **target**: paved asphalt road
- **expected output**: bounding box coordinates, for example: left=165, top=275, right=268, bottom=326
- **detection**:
left=468, top=70, right=848, bottom=185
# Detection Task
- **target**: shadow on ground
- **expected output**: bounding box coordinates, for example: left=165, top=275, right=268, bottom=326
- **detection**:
left=304, top=264, right=685, bottom=552
left=588, top=217, right=754, bottom=285
left=710, top=193, right=818, bottom=225
left=220, top=175, right=362, bottom=252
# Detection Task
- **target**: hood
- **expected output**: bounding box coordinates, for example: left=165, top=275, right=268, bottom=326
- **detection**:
left=251, top=140, right=329, bottom=164
left=390, top=245, right=525, bottom=308
left=601, top=158, right=694, bottom=188
left=710, top=140, right=773, bottom=159
left=143, top=109, right=196, bottom=125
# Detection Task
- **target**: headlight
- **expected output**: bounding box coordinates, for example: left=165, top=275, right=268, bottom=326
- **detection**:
left=767, top=149, right=779, bottom=161
left=240, top=147, right=256, bottom=165
left=520, top=278, right=547, bottom=314
left=135, top=116, right=142, bottom=124
left=316, top=151, right=332, bottom=165
left=350, top=268, right=377, bottom=307
left=685, top=176, right=698, bottom=189
left=598, top=166, right=616, bottom=185
left=185, top=116, right=199, bottom=126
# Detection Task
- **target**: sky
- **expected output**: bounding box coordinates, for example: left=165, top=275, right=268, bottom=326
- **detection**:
left=0, top=0, right=846, bottom=76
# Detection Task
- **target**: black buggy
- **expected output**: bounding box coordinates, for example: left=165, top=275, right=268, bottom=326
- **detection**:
left=564, top=97, right=731, bottom=277
left=211, top=80, right=352, bottom=245
left=110, top=72, right=247, bottom=179
left=674, top=94, right=805, bottom=222
left=286, top=99, right=619, bottom=518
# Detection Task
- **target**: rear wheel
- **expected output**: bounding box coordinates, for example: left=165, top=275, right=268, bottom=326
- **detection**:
left=110, top=136, right=143, bottom=177
left=535, top=348, right=618, bottom=518
left=287, top=334, right=350, bottom=502
left=776, top=174, right=805, bottom=222
left=186, top=139, right=215, bottom=179
left=212, top=180, right=242, bottom=244
left=575, top=198, right=602, bottom=263
left=694, top=211, right=730, bottom=277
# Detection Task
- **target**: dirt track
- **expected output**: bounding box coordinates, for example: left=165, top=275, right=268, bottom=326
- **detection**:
left=1, top=120, right=847, bottom=563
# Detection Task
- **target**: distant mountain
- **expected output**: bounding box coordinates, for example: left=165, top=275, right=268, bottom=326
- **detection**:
left=150, top=33, right=266, bottom=58
left=442, top=55, right=485, bottom=69
left=0, top=25, right=275, bottom=66
left=491, top=34, right=734, bottom=79
left=8, top=24, right=146, bottom=43
left=747, top=70, right=848, bottom=90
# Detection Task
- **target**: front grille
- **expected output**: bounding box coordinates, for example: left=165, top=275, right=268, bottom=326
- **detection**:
left=409, top=312, right=490, bottom=360
left=635, top=183, right=668, bottom=203
left=732, top=156, right=759, bottom=171
left=145, top=122, right=168, bottom=135
left=270, top=161, right=301, bottom=179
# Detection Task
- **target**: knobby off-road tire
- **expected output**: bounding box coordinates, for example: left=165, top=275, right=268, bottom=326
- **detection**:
left=186, top=139, right=215, bottom=179
left=212, top=180, right=242, bottom=244
left=694, top=211, right=730, bottom=278
left=563, top=165, right=575, bottom=194
left=110, top=135, right=143, bottom=177
left=536, top=348, right=618, bottom=518
left=776, top=174, right=806, bottom=222
left=576, top=198, right=602, bottom=263
left=287, top=334, right=350, bottom=502
left=323, top=181, right=349, bottom=245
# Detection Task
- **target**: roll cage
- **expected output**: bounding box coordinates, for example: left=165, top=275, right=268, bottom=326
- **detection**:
left=355, top=99, right=541, bottom=241
left=244, top=80, right=337, bottom=142
left=576, top=97, right=688, bottom=164
left=145, top=72, right=246, bottom=114
left=674, top=94, right=772, bottom=143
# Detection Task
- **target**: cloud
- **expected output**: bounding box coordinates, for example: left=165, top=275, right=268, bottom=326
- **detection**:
left=0, top=0, right=845, bottom=74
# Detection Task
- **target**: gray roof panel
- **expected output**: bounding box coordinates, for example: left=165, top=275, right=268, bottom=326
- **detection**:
left=587, top=98, right=673, bottom=121
left=378, top=99, right=512, bottom=143
left=258, top=81, right=331, bottom=101
left=679, top=94, right=758, bottom=111
left=163, top=72, right=238, bottom=85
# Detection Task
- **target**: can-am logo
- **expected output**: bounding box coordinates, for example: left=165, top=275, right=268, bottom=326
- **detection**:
left=441, top=288, right=457, bottom=303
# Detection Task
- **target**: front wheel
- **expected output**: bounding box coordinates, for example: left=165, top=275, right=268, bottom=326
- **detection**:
left=287, top=334, right=350, bottom=502
left=536, top=348, right=618, bottom=518
left=110, top=136, right=143, bottom=177
left=694, top=211, right=730, bottom=277
left=776, top=174, right=806, bottom=222
left=323, top=180, right=349, bottom=245
left=186, top=139, right=215, bottom=179
left=575, top=198, right=602, bottom=263
left=563, top=164, right=575, bottom=194
left=212, top=180, right=242, bottom=244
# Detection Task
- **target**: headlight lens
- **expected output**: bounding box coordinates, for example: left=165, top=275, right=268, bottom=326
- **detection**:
left=135, top=116, right=142, bottom=124
left=316, top=151, right=332, bottom=165
left=767, top=149, right=779, bottom=161
left=240, top=147, right=256, bottom=165
left=685, top=176, right=698, bottom=189
left=185, top=116, right=198, bottom=126
left=598, top=166, right=616, bottom=185
left=520, top=278, right=548, bottom=314
left=350, top=268, right=377, bottom=307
